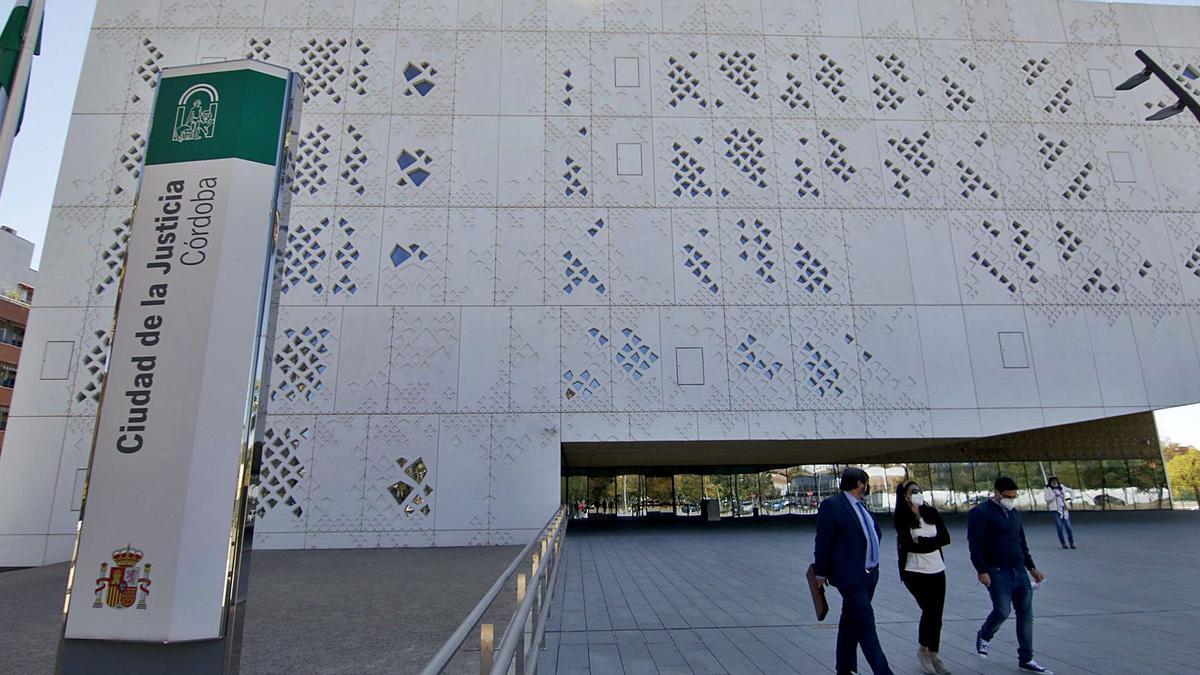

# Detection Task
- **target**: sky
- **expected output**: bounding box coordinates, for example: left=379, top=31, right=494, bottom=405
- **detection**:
left=0, top=0, right=95, bottom=259
left=0, top=0, right=1199, bottom=447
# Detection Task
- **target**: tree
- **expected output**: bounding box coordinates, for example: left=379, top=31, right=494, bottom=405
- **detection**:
left=1167, top=451, right=1200, bottom=504
left=1162, top=442, right=1196, bottom=464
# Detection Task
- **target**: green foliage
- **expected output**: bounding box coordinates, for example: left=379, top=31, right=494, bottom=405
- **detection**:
left=1167, top=451, right=1200, bottom=501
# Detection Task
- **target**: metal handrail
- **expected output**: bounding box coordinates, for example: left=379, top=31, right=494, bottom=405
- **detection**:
left=519, top=521, right=567, bottom=675
left=422, top=506, right=566, bottom=675
left=491, top=511, right=567, bottom=675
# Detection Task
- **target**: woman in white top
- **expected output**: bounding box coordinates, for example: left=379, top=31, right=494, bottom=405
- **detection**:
left=894, top=480, right=952, bottom=675
left=1043, top=476, right=1076, bottom=549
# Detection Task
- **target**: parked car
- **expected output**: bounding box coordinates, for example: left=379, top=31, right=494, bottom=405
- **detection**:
left=1093, top=494, right=1126, bottom=507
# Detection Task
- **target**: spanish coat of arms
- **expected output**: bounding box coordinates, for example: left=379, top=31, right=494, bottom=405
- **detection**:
left=93, top=544, right=152, bottom=609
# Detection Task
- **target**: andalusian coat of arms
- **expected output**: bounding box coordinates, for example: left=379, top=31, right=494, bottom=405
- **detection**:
left=93, top=544, right=152, bottom=609
left=172, top=83, right=219, bottom=143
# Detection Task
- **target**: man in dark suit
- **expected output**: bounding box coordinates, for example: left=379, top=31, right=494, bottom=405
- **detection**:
left=814, top=467, right=894, bottom=675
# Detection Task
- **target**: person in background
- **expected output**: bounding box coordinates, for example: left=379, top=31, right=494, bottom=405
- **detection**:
left=1042, top=477, right=1076, bottom=549
left=813, top=467, right=894, bottom=675
left=968, top=477, right=1052, bottom=674
left=893, top=481, right=951, bottom=675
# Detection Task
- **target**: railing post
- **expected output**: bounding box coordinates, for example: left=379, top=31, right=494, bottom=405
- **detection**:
left=480, top=623, right=494, bottom=675
left=516, top=574, right=527, bottom=674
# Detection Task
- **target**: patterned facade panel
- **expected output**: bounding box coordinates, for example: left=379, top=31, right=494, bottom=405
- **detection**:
left=392, top=30, right=456, bottom=115
left=73, top=30, right=138, bottom=114
left=362, top=415, right=438, bottom=531
left=67, top=307, right=117, bottom=418
left=254, top=416, right=317, bottom=534
left=706, top=34, right=770, bottom=119
left=779, top=209, right=851, bottom=306
left=336, top=116, right=390, bottom=206
left=36, top=208, right=106, bottom=309
left=327, top=207, right=383, bottom=305
left=378, top=207, right=447, bottom=305
left=444, top=208, right=498, bottom=304
left=789, top=305, right=863, bottom=411
left=652, top=116, right=717, bottom=208
left=712, top=119, right=780, bottom=208
left=499, top=31, right=547, bottom=116
left=607, top=208, right=674, bottom=305
left=497, top=117, right=546, bottom=207
left=560, top=306, right=614, bottom=413
left=545, top=208, right=610, bottom=306
left=494, top=208, right=546, bottom=306
left=448, top=116, right=500, bottom=206
left=489, top=414, right=559, bottom=529
left=307, top=415, right=368, bottom=533
left=268, top=307, right=342, bottom=414
left=547, top=31, right=592, bottom=117
left=671, top=209, right=723, bottom=305
left=609, top=305, right=665, bottom=411
left=431, top=414, right=492, bottom=535
left=659, top=305, right=731, bottom=411
left=808, top=37, right=873, bottom=119
left=457, top=307, right=512, bottom=413
left=388, top=307, right=460, bottom=413
left=385, top=115, right=451, bottom=207
left=280, top=207, right=333, bottom=306
left=724, top=305, right=797, bottom=411
left=592, top=116, right=654, bottom=207
left=53, top=114, right=127, bottom=208
left=853, top=305, right=930, bottom=410
left=590, top=32, right=651, bottom=117
left=717, top=210, right=787, bottom=306
left=509, top=307, right=560, bottom=413
left=334, top=306, right=393, bottom=413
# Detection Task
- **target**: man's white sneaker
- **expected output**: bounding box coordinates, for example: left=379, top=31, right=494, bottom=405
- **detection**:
left=975, top=633, right=989, bottom=659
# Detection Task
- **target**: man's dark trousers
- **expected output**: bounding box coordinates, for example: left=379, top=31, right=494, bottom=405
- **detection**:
left=834, top=567, right=892, bottom=675
left=979, top=565, right=1034, bottom=663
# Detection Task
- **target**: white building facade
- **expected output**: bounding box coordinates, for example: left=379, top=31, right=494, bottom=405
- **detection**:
left=2, top=0, right=1200, bottom=565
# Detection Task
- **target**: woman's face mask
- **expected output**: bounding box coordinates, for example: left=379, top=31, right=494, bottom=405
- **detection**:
left=909, top=492, right=925, bottom=507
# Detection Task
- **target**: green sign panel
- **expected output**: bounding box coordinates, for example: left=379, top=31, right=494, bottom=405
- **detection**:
left=145, top=68, right=287, bottom=167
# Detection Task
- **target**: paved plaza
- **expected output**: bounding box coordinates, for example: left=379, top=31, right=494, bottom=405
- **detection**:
left=544, top=512, right=1200, bottom=675
left=0, top=545, right=520, bottom=675
left=2, top=512, right=1196, bottom=674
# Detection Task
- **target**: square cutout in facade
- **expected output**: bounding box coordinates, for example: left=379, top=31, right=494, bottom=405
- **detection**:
left=998, top=331, right=1029, bottom=369
left=1088, top=68, right=1115, bottom=98
left=1107, top=151, right=1136, bottom=183
left=614, top=57, right=640, bottom=88
left=40, top=341, right=74, bottom=380
left=616, top=142, right=643, bottom=175
left=676, top=347, right=704, bottom=385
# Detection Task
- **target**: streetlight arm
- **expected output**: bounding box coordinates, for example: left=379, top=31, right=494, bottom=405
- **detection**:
left=1128, top=49, right=1200, bottom=124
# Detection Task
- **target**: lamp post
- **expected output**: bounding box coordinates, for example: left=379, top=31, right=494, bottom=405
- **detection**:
left=1115, top=49, right=1200, bottom=123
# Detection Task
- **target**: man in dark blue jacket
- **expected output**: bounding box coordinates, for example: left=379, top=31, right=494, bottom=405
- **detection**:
left=814, top=467, right=893, bottom=675
left=967, top=476, right=1052, bottom=674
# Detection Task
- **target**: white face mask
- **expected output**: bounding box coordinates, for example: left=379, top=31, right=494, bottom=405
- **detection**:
left=1000, top=498, right=1017, bottom=510
left=909, top=493, right=925, bottom=507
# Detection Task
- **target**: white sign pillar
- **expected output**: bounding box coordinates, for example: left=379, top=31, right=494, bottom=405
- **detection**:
left=57, top=59, right=300, bottom=673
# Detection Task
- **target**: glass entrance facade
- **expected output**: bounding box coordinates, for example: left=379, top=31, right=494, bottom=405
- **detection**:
left=564, top=458, right=1172, bottom=518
